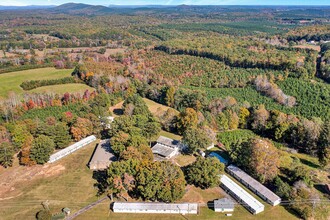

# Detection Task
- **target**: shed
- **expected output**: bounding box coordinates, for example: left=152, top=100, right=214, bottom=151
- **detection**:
left=89, top=139, right=117, bottom=170
left=112, top=202, right=198, bottom=215
left=214, top=198, right=235, bottom=213
left=62, top=207, right=71, bottom=216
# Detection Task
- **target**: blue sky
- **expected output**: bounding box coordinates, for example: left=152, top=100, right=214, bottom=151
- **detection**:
left=1, top=0, right=328, bottom=6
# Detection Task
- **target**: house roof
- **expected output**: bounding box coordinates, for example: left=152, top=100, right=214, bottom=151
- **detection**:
left=214, top=198, right=235, bottom=210
left=227, top=165, right=281, bottom=204
left=89, top=139, right=116, bottom=168
left=152, top=143, right=176, bottom=158
left=113, top=202, right=198, bottom=212
left=156, top=136, right=180, bottom=148
left=220, top=174, right=264, bottom=213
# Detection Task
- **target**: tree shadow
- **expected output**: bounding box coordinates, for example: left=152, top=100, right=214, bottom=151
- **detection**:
left=300, top=158, right=319, bottom=169
left=92, top=170, right=108, bottom=196
left=314, top=184, right=330, bottom=197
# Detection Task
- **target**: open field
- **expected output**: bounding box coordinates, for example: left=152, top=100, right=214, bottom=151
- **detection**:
left=292, top=44, right=321, bottom=52
left=0, top=68, right=74, bottom=98
left=0, top=141, right=99, bottom=220
left=110, top=98, right=179, bottom=118
left=28, top=83, right=94, bottom=95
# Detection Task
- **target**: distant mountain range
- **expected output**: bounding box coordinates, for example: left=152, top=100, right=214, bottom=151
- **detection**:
left=0, top=3, right=328, bottom=14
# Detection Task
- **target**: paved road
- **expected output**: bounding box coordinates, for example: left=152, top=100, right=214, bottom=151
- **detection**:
left=66, top=196, right=108, bottom=220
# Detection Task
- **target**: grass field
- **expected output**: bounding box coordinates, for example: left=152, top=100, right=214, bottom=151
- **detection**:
left=0, top=67, right=89, bottom=98
left=28, top=83, right=93, bottom=95
left=0, top=141, right=99, bottom=220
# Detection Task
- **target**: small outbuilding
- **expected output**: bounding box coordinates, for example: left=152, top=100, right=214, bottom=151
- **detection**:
left=214, top=198, right=235, bottom=213
left=62, top=207, right=71, bottom=216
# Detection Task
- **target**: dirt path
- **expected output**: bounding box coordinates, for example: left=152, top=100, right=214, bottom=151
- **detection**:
left=66, top=196, right=108, bottom=220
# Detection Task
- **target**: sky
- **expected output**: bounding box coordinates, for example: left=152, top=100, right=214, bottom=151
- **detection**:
left=0, top=0, right=328, bottom=6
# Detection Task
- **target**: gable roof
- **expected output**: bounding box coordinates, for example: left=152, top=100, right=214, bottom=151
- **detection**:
left=156, top=136, right=180, bottom=148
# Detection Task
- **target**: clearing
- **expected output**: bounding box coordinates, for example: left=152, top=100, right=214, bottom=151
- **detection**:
left=0, top=68, right=75, bottom=98
left=28, top=83, right=93, bottom=95
left=0, top=141, right=99, bottom=220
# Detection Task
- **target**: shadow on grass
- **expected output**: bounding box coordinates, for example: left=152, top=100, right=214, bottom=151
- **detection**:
left=314, top=184, right=330, bottom=196
left=300, top=158, right=319, bottom=169
left=92, top=170, right=108, bottom=196
left=113, top=108, right=123, bottom=116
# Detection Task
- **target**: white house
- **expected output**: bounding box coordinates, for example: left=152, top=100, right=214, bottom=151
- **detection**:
left=151, top=136, right=182, bottom=160
left=112, top=202, right=198, bottom=215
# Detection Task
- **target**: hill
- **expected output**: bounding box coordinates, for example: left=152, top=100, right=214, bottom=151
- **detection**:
left=49, top=3, right=113, bottom=15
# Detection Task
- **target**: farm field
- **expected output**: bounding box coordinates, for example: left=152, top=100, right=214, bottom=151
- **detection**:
left=0, top=141, right=99, bottom=220
left=28, top=83, right=94, bottom=95
left=0, top=68, right=74, bottom=98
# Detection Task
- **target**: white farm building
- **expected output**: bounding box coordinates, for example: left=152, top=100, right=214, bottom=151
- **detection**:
left=48, top=135, right=97, bottom=163
left=151, top=136, right=182, bottom=160
left=112, top=202, right=198, bottom=215
left=214, top=198, right=235, bottom=213
left=227, top=165, right=281, bottom=206
left=220, top=174, right=264, bottom=214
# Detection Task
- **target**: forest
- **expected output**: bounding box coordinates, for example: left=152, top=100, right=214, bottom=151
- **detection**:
left=0, top=4, right=329, bottom=220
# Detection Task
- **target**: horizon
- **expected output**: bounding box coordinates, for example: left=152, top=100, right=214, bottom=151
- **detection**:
left=1, top=0, right=330, bottom=6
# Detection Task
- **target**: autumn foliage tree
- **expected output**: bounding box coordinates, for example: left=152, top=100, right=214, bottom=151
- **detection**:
left=176, top=107, right=198, bottom=134
left=70, top=117, right=93, bottom=141
left=242, top=138, right=280, bottom=183
left=186, top=157, right=224, bottom=189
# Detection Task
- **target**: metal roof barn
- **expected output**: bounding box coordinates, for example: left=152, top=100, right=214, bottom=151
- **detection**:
left=220, top=174, right=264, bottom=214
left=89, top=139, right=117, bottom=170
left=227, top=165, right=281, bottom=206
left=48, top=135, right=97, bottom=163
left=151, top=136, right=181, bottom=159
left=214, top=198, right=235, bottom=212
left=112, top=202, right=198, bottom=215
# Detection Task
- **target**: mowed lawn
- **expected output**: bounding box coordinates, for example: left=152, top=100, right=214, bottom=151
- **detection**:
left=0, top=142, right=99, bottom=220
left=0, top=67, right=92, bottom=98
left=29, top=83, right=94, bottom=95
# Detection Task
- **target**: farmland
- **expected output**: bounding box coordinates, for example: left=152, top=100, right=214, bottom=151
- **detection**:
left=0, top=3, right=329, bottom=220
left=0, top=68, right=91, bottom=98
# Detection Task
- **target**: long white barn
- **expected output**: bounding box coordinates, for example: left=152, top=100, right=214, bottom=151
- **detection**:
left=220, top=175, right=264, bottom=214
left=113, top=202, right=198, bottom=215
left=227, top=165, right=281, bottom=206
left=48, top=135, right=97, bottom=163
